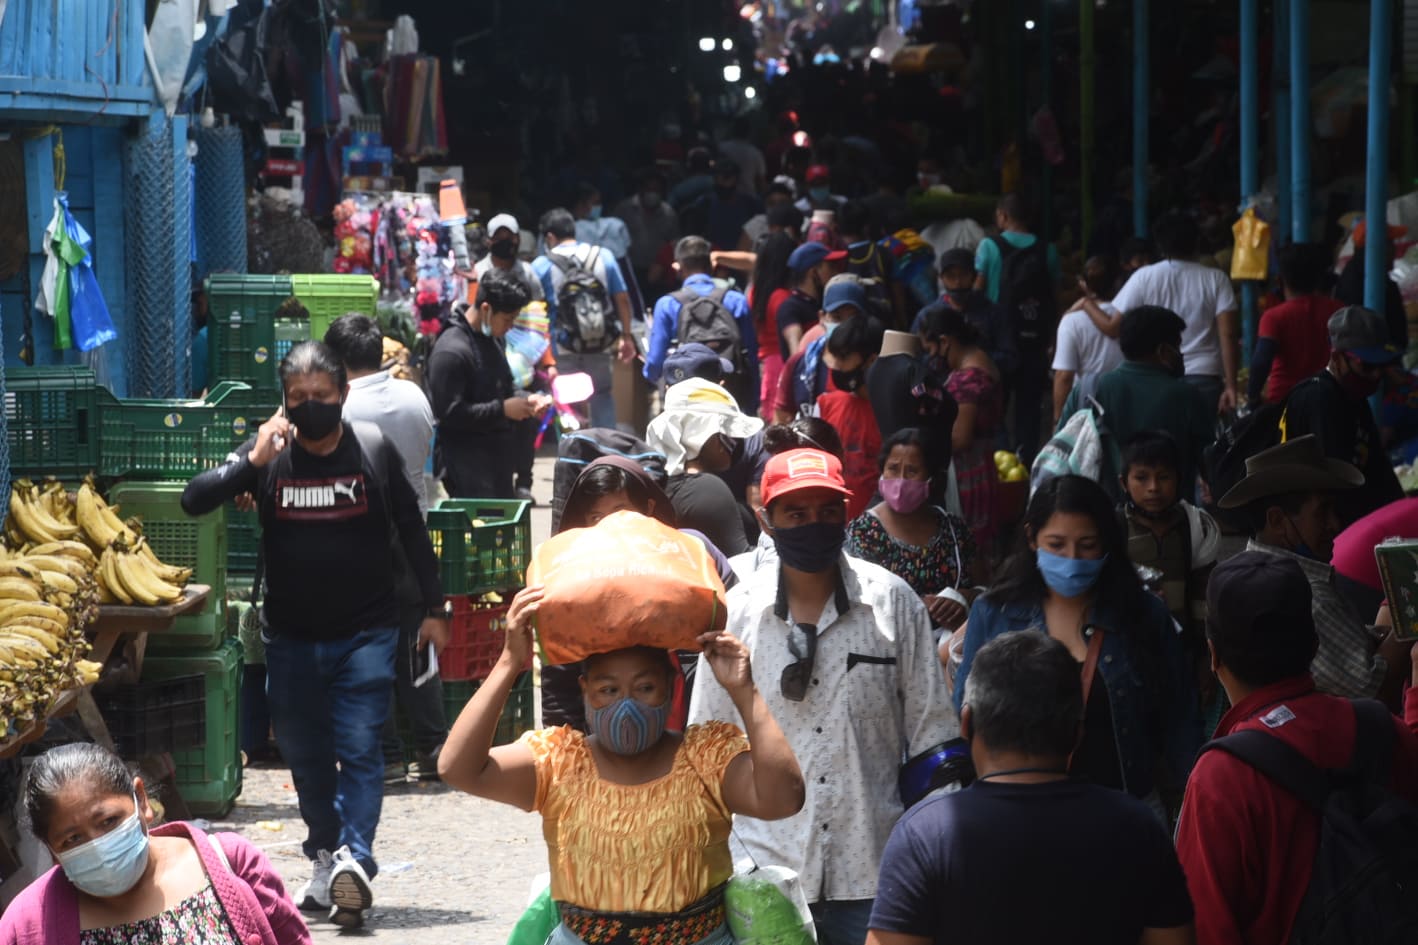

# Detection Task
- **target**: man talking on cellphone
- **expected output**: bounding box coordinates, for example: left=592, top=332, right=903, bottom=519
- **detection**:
left=183, top=340, right=448, bottom=930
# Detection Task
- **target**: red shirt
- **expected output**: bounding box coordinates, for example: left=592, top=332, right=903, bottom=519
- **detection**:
left=1175, top=676, right=1418, bottom=945
left=1256, top=295, right=1344, bottom=402
left=815, top=390, right=881, bottom=519
left=773, top=323, right=831, bottom=418
left=746, top=286, right=792, bottom=358
left=1331, top=496, right=1418, bottom=592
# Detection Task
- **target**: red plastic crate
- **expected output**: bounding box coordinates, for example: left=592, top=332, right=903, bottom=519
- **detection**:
left=439, top=596, right=531, bottom=681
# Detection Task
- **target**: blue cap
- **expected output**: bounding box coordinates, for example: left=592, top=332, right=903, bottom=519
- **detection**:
left=787, top=241, right=831, bottom=273
left=664, top=343, right=733, bottom=385
left=823, top=280, right=867, bottom=314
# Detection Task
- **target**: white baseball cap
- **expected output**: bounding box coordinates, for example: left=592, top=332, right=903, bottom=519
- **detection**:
left=486, top=213, right=519, bottom=237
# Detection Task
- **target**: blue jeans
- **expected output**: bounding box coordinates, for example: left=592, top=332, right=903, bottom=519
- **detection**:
left=556, top=348, right=617, bottom=429
left=264, top=626, right=398, bottom=877
left=810, top=899, right=874, bottom=945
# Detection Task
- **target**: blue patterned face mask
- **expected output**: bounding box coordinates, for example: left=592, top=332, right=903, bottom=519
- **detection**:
left=585, top=696, right=671, bottom=755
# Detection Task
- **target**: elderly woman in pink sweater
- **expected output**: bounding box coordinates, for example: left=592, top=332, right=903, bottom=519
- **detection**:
left=0, top=743, right=310, bottom=945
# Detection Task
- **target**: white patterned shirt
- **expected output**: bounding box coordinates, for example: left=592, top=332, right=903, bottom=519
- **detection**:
left=688, top=554, right=958, bottom=903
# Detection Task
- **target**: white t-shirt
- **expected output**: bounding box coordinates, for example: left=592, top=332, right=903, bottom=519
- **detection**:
left=1109, top=259, right=1238, bottom=378
left=1052, top=306, right=1124, bottom=377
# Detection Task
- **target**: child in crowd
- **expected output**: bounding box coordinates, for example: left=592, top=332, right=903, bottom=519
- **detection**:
left=1119, top=432, right=1221, bottom=641
left=1117, top=432, right=1221, bottom=711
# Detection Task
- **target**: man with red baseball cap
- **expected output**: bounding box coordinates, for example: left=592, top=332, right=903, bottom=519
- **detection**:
left=689, top=448, right=957, bottom=945
left=796, top=164, right=846, bottom=215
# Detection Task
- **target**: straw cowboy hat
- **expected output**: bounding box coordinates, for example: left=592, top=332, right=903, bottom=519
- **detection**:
left=1218, top=435, right=1364, bottom=509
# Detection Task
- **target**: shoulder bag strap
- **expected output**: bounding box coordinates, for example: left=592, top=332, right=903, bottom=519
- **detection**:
left=1080, top=626, right=1105, bottom=706
left=207, top=833, right=233, bottom=873
left=1350, top=697, right=1397, bottom=784
left=1202, top=728, right=1331, bottom=811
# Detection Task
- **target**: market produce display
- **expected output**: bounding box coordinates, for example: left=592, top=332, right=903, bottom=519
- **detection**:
left=0, top=477, right=196, bottom=739
left=994, top=450, right=1028, bottom=482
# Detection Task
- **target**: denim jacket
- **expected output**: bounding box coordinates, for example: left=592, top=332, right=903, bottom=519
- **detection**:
left=953, top=591, right=1203, bottom=798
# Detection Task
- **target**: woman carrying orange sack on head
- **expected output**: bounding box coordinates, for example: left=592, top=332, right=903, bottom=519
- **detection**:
left=438, top=587, right=806, bottom=945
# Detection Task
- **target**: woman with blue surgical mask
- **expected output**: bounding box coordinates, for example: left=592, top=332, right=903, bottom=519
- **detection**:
left=439, top=584, right=805, bottom=945
left=1, top=742, right=310, bottom=945
left=949, top=475, right=1202, bottom=816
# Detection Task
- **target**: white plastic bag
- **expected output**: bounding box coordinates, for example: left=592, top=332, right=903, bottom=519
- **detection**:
left=725, top=865, right=817, bottom=945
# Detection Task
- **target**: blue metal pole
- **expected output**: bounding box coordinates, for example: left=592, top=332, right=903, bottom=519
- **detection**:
left=1365, top=0, right=1392, bottom=310
left=1132, top=0, right=1149, bottom=237
left=1240, top=0, right=1259, bottom=362
left=1291, top=0, right=1311, bottom=242
left=1275, top=0, right=1292, bottom=243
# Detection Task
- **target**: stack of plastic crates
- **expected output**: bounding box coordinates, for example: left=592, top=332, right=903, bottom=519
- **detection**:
left=399, top=498, right=535, bottom=752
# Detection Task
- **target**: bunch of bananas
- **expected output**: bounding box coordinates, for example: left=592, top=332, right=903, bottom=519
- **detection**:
left=0, top=541, right=103, bottom=738
left=74, top=480, right=191, bottom=606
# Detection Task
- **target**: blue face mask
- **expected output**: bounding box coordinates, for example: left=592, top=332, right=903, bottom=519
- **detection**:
left=809, top=186, right=830, bottom=203
left=587, top=204, right=603, bottom=222
left=1286, top=515, right=1318, bottom=560
left=53, top=793, right=150, bottom=898
left=585, top=695, right=671, bottom=755
left=1036, top=549, right=1108, bottom=598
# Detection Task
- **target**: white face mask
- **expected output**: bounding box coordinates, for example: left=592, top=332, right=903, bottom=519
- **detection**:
left=52, top=792, right=151, bottom=898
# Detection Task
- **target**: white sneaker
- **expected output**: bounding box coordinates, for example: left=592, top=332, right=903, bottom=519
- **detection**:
left=294, top=849, right=334, bottom=912
left=327, top=845, right=374, bottom=929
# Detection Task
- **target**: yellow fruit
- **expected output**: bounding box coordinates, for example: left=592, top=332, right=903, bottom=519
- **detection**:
left=994, top=451, right=1013, bottom=470
left=1004, top=466, right=1028, bottom=482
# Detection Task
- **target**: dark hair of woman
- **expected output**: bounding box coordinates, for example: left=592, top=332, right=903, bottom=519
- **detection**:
left=762, top=417, right=845, bottom=460
left=750, top=232, right=798, bottom=330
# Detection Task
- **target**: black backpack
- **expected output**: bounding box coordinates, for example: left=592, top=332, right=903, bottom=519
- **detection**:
left=550, top=429, right=668, bottom=533
left=550, top=248, right=618, bottom=354
left=1201, top=699, right=1418, bottom=945
left=992, top=235, right=1057, bottom=351
left=1201, top=375, right=1318, bottom=523
left=673, top=285, right=745, bottom=376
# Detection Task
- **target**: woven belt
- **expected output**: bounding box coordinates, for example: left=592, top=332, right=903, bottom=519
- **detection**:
left=557, top=885, right=727, bottom=945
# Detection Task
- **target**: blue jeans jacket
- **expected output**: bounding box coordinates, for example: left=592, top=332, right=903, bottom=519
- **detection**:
left=954, top=591, right=1202, bottom=798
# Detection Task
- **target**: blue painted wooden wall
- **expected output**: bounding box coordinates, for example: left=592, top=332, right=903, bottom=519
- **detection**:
left=0, top=0, right=151, bottom=121
left=0, top=125, right=131, bottom=396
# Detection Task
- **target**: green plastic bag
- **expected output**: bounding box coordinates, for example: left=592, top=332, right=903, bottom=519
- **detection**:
left=725, top=866, right=817, bottom=945
left=507, top=886, right=559, bottom=945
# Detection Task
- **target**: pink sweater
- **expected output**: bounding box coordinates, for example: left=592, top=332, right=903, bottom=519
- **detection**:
left=0, top=822, right=311, bottom=945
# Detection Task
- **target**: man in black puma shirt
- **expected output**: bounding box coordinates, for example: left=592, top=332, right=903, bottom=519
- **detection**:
left=183, top=342, right=446, bottom=929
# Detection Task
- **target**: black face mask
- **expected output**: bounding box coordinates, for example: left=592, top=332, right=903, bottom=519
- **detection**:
left=288, top=399, right=344, bottom=441
left=489, top=239, right=518, bottom=261
left=831, top=367, right=865, bottom=393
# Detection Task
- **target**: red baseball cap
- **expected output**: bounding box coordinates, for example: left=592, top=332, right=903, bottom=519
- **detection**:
left=806, top=164, right=831, bottom=183
left=760, top=449, right=850, bottom=506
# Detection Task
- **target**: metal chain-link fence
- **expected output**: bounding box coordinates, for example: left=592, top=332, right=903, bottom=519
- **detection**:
left=194, top=124, right=247, bottom=281
left=126, top=119, right=192, bottom=398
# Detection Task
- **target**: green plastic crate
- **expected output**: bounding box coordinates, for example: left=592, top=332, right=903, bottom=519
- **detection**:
left=226, top=506, right=260, bottom=579
left=290, top=274, right=379, bottom=342
left=403, top=671, right=533, bottom=762
left=427, top=499, right=531, bottom=596
left=206, top=274, right=296, bottom=390
left=141, top=639, right=243, bottom=816
left=99, top=383, right=277, bottom=481
left=108, top=482, right=227, bottom=652
left=5, top=367, right=102, bottom=479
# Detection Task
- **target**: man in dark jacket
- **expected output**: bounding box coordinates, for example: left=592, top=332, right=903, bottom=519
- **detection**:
left=1283, top=305, right=1405, bottom=526
left=426, top=270, right=551, bottom=498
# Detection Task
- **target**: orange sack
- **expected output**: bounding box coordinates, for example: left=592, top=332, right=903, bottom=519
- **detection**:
left=526, top=510, right=729, bottom=665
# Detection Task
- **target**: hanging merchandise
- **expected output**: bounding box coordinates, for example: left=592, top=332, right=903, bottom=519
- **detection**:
left=34, top=195, right=117, bottom=353
left=146, top=0, right=197, bottom=116
left=206, top=4, right=280, bottom=123
left=1231, top=207, right=1271, bottom=282
left=439, top=179, right=470, bottom=271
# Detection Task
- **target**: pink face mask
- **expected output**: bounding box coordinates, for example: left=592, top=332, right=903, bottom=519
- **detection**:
left=879, top=476, right=930, bottom=514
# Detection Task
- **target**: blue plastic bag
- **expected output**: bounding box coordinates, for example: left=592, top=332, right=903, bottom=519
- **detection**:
left=59, top=196, right=117, bottom=352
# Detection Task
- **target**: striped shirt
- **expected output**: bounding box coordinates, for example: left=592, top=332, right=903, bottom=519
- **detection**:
left=1246, top=540, right=1386, bottom=698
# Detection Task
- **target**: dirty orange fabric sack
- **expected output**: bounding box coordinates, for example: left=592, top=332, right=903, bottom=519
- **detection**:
left=527, top=510, right=728, bottom=665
